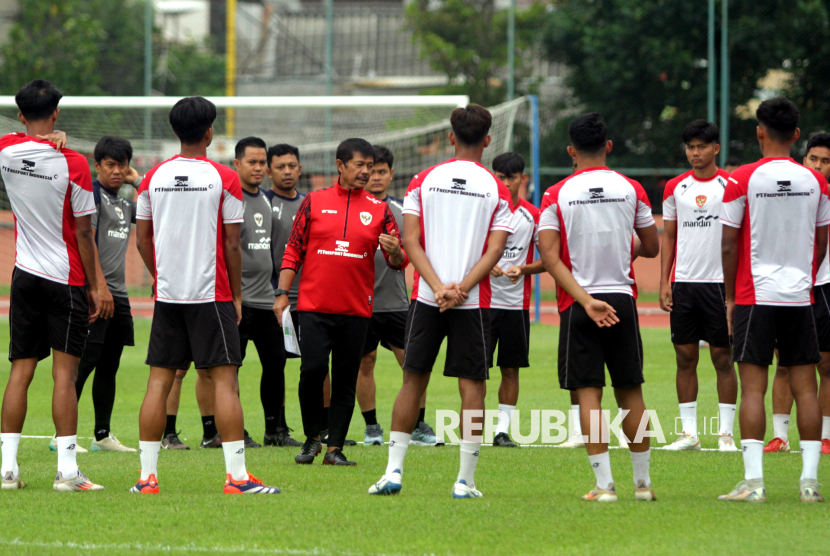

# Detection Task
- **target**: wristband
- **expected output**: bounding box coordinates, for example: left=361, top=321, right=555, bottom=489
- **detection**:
left=274, top=288, right=289, bottom=297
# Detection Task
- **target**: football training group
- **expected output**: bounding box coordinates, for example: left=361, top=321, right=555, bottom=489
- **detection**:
left=0, top=78, right=828, bottom=504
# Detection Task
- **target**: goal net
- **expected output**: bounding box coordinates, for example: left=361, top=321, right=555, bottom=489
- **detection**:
left=0, top=95, right=533, bottom=290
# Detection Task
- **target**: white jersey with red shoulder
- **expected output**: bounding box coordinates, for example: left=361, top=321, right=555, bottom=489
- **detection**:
left=662, top=168, right=730, bottom=282
left=490, top=198, right=540, bottom=310
left=402, top=158, right=514, bottom=309
left=0, top=133, right=95, bottom=286
left=721, top=157, right=830, bottom=306
left=136, top=155, right=243, bottom=304
left=536, top=166, right=655, bottom=312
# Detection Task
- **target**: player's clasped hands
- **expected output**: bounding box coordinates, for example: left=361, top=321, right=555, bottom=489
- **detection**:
left=505, top=266, right=523, bottom=284
left=489, top=266, right=504, bottom=278
left=435, top=282, right=467, bottom=312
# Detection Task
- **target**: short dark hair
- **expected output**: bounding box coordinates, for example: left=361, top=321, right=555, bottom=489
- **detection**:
left=726, top=156, right=741, bottom=167
left=336, top=138, right=374, bottom=166
left=569, top=113, right=608, bottom=154
left=492, top=152, right=525, bottom=177
left=373, top=145, right=394, bottom=169
left=806, top=132, right=830, bottom=154
left=169, top=96, right=217, bottom=145
left=682, top=119, right=720, bottom=145
left=450, top=104, right=492, bottom=146
left=235, top=136, right=266, bottom=160
left=94, top=136, right=133, bottom=164
left=15, top=80, right=63, bottom=122
left=267, top=144, right=300, bottom=166
left=756, top=97, right=799, bottom=143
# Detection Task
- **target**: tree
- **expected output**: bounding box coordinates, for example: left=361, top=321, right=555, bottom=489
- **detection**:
left=540, top=0, right=830, bottom=169
left=0, top=0, right=107, bottom=95
left=406, top=0, right=547, bottom=106
left=0, top=0, right=225, bottom=97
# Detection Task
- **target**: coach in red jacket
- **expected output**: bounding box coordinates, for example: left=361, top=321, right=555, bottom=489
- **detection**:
left=275, top=138, right=407, bottom=466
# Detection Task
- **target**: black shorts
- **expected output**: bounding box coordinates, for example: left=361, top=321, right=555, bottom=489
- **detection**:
left=238, top=305, right=282, bottom=365
left=488, top=309, right=530, bottom=368
left=732, top=304, right=820, bottom=367
left=87, top=294, right=135, bottom=346
left=402, top=301, right=491, bottom=380
left=363, top=310, right=408, bottom=356
left=812, top=284, right=830, bottom=352
left=146, top=301, right=242, bottom=369
left=670, top=282, right=729, bottom=347
left=8, top=268, right=89, bottom=361
left=558, top=293, right=644, bottom=390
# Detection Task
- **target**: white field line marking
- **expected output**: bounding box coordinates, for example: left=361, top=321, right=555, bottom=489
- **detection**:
left=0, top=539, right=360, bottom=556
left=21, top=437, right=782, bottom=452
left=21, top=435, right=94, bottom=439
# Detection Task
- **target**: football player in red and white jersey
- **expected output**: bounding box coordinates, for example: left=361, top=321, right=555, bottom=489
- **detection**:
left=720, top=98, right=829, bottom=503
left=660, top=120, right=739, bottom=452
left=766, top=132, right=830, bottom=455
left=537, top=113, right=659, bottom=502
left=133, top=97, right=279, bottom=494
left=0, top=80, right=103, bottom=492
left=369, top=105, right=516, bottom=498
left=487, top=152, right=541, bottom=447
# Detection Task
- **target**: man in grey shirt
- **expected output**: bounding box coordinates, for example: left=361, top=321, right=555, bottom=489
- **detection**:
left=265, top=144, right=305, bottom=312
left=355, top=146, right=442, bottom=446
left=73, top=136, right=141, bottom=453
left=229, top=137, right=302, bottom=448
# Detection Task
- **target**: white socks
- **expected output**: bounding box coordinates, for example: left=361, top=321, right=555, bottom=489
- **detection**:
left=386, top=431, right=411, bottom=476
left=222, top=440, right=248, bottom=481
left=800, top=440, right=821, bottom=481
left=718, top=403, right=737, bottom=436
left=742, top=439, right=764, bottom=481
left=630, top=449, right=651, bottom=487
left=569, top=405, right=583, bottom=439
left=56, top=435, right=79, bottom=477
left=679, top=402, right=697, bottom=439
left=822, top=416, right=830, bottom=440
left=496, top=404, right=515, bottom=435
left=588, top=451, right=613, bottom=489
left=139, top=441, right=161, bottom=481
left=457, top=440, right=481, bottom=487
left=1, top=433, right=21, bottom=476
left=772, top=414, right=790, bottom=442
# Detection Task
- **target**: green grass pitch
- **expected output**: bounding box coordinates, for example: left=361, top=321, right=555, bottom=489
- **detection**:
left=0, top=319, right=828, bottom=556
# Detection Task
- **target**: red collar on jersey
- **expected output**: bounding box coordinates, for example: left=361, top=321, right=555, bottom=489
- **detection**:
left=334, top=179, right=365, bottom=196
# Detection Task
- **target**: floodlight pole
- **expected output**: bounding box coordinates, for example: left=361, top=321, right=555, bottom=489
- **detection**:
left=507, top=0, right=515, bottom=102
left=226, top=0, right=238, bottom=138
left=707, top=0, right=716, bottom=123
left=530, top=95, right=541, bottom=324
left=144, top=0, right=153, bottom=148
left=720, top=0, right=730, bottom=165
left=325, top=0, right=334, bottom=183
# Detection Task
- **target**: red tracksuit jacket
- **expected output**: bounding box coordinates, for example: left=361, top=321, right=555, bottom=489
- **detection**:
left=281, top=181, right=409, bottom=318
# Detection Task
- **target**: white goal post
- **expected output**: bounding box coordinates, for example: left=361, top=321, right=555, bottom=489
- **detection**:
left=0, top=94, right=541, bottom=315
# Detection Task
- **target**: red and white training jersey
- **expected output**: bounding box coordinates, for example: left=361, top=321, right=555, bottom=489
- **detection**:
left=403, top=159, right=514, bottom=309
left=490, top=198, right=539, bottom=310
left=721, top=157, right=830, bottom=306
left=0, top=133, right=95, bottom=286
left=136, top=155, right=243, bottom=304
left=662, top=168, right=730, bottom=282
left=537, top=167, right=655, bottom=313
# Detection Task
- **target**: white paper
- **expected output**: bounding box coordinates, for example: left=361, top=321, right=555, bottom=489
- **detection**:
left=282, top=307, right=301, bottom=356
